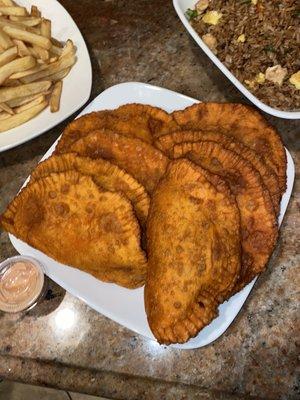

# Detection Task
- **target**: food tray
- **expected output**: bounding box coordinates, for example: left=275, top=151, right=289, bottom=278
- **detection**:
left=9, top=82, right=295, bottom=349
left=173, top=0, right=300, bottom=120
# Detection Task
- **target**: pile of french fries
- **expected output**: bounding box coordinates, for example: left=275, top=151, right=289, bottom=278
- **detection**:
left=0, top=0, right=77, bottom=133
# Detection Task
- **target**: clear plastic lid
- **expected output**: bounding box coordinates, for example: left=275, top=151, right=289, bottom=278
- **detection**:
left=0, top=255, right=45, bottom=313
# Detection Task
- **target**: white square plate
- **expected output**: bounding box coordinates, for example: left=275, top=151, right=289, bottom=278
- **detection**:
left=173, top=0, right=300, bottom=120
left=9, top=82, right=295, bottom=349
left=0, top=0, right=92, bottom=152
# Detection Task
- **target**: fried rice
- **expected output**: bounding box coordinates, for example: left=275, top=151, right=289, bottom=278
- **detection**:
left=188, top=0, right=300, bottom=111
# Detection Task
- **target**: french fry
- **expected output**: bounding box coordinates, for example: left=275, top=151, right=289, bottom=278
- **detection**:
left=0, top=100, right=47, bottom=132
left=7, top=91, right=50, bottom=107
left=0, top=27, right=13, bottom=49
left=32, top=44, right=50, bottom=62
left=49, top=80, right=62, bottom=112
left=0, top=101, right=14, bottom=114
left=40, top=18, right=51, bottom=38
left=30, top=5, right=41, bottom=18
left=9, top=16, right=41, bottom=26
left=0, top=16, right=27, bottom=29
left=14, top=94, right=45, bottom=113
left=20, top=53, right=76, bottom=83
left=49, top=56, right=58, bottom=63
left=0, top=1, right=16, bottom=6
left=2, top=77, right=20, bottom=86
left=0, top=80, right=51, bottom=102
left=0, top=6, right=27, bottom=16
left=3, top=25, right=52, bottom=49
left=46, top=67, right=70, bottom=81
left=0, top=44, right=16, bottom=66
left=0, top=17, right=41, bottom=35
left=50, top=37, right=62, bottom=48
left=61, top=39, right=74, bottom=57
left=0, top=112, right=11, bottom=121
left=13, top=38, right=30, bottom=56
left=0, top=111, right=11, bottom=120
left=27, top=25, right=40, bottom=35
left=0, top=54, right=35, bottom=85
left=27, top=46, right=38, bottom=62
left=50, top=44, right=62, bottom=56
left=9, top=62, right=47, bottom=79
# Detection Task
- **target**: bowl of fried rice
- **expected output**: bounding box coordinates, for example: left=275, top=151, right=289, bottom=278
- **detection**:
left=174, top=0, right=300, bottom=119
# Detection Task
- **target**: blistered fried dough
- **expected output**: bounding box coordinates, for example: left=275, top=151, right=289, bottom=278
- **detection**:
left=56, top=105, right=179, bottom=154
left=155, top=130, right=281, bottom=214
left=113, top=104, right=179, bottom=139
left=30, top=154, right=150, bottom=229
left=55, top=113, right=115, bottom=153
left=171, top=103, right=287, bottom=193
left=1, top=171, right=147, bottom=289
left=145, top=159, right=241, bottom=344
left=174, top=142, right=278, bottom=291
left=69, top=130, right=169, bottom=193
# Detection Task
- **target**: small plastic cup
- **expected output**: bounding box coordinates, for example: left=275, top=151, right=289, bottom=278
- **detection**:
left=0, top=255, right=46, bottom=313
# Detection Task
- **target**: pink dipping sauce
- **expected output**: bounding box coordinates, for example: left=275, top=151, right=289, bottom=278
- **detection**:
left=0, top=256, right=45, bottom=313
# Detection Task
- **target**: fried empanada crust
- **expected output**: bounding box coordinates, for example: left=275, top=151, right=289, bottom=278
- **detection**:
left=170, top=103, right=287, bottom=194
left=113, top=103, right=179, bottom=140
left=55, top=104, right=178, bottom=153
left=145, top=159, right=241, bottom=344
left=56, top=114, right=116, bottom=154
left=30, top=153, right=150, bottom=229
left=1, top=171, right=147, bottom=289
left=173, top=141, right=278, bottom=291
left=155, top=130, right=281, bottom=214
left=69, top=130, right=169, bottom=193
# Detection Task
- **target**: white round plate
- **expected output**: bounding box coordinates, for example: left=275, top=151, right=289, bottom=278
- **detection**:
left=0, top=0, right=92, bottom=152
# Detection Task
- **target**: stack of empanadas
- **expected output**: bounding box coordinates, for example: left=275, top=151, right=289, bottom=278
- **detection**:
left=1, top=102, right=286, bottom=344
